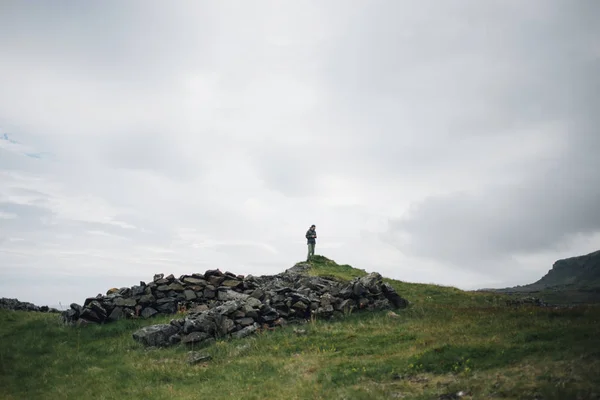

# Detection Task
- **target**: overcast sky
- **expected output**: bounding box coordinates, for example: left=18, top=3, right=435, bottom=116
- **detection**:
left=1, top=1, right=599, bottom=308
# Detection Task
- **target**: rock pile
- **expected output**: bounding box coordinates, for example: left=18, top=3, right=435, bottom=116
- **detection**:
left=62, top=263, right=408, bottom=346
left=131, top=268, right=408, bottom=348
left=0, top=297, right=60, bottom=313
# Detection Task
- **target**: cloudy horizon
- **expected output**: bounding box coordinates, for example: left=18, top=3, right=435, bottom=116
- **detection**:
left=1, top=1, right=599, bottom=308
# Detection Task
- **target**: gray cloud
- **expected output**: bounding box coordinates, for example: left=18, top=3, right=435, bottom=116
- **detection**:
left=381, top=0, right=600, bottom=271
left=387, top=166, right=600, bottom=266
left=301, top=0, right=600, bottom=275
left=99, top=131, right=202, bottom=180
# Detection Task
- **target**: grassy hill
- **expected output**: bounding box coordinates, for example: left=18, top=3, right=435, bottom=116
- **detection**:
left=1, top=256, right=599, bottom=400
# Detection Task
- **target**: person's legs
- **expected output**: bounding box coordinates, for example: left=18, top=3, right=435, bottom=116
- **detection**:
left=307, top=244, right=315, bottom=261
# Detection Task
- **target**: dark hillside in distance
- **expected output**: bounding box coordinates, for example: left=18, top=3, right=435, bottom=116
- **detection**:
left=480, top=250, right=600, bottom=304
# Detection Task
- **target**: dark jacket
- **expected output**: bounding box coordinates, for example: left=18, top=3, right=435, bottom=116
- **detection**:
left=306, top=229, right=317, bottom=244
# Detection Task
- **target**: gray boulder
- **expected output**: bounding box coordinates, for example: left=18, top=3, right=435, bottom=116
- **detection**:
left=233, top=324, right=258, bottom=339
left=182, top=276, right=207, bottom=286
left=114, top=297, right=137, bottom=307
left=141, top=307, right=158, bottom=319
left=217, top=289, right=249, bottom=302
left=132, top=324, right=179, bottom=347
left=381, top=283, right=408, bottom=309
left=108, top=307, right=125, bottom=321
left=183, top=314, right=216, bottom=335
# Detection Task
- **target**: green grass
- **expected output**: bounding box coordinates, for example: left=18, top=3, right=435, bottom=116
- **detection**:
left=2, top=257, right=600, bottom=399
left=304, top=255, right=369, bottom=281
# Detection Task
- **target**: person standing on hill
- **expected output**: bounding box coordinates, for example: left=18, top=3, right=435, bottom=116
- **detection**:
left=306, top=224, right=317, bottom=262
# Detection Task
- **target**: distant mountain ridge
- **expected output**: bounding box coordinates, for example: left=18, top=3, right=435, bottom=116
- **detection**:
left=532, top=249, right=600, bottom=288
left=480, top=249, right=600, bottom=304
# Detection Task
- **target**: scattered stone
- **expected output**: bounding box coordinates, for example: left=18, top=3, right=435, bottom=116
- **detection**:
left=187, top=351, right=212, bottom=365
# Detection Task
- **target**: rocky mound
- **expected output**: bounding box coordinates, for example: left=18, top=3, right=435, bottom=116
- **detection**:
left=131, top=268, right=408, bottom=348
left=61, top=262, right=408, bottom=343
left=0, top=297, right=60, bottom=313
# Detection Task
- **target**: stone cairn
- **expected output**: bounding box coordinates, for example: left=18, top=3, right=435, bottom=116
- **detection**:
left=1, top=297, right=60, bottom=313
left=62, top=263, right=408, bottom=348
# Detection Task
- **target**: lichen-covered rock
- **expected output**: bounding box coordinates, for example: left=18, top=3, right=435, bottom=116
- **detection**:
left=233, top=324, right=258, bottom=339
left=182, top=276, right=207, bottom=286
left=183, top=314, right=216, bottom=335
left=217, top=289, right=249, bottom=302
left=221, top=279, right=242, bottom=288
left=114, top=298, right=137, bottom=307
left=132, top=324, right=179, bottom=347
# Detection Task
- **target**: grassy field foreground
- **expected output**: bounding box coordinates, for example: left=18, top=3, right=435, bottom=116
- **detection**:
left=1, top=257, right=600, bottom=400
